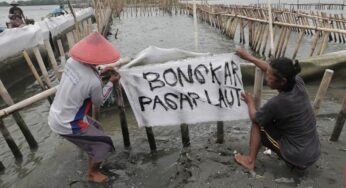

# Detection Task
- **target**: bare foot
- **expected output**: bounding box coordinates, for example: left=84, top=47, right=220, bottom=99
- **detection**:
left=88, top=172, right=109, bottom=183
left=234, top=153, right=255, bottom=171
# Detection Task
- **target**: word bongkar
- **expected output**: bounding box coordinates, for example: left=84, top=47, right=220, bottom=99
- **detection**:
left=139, top=60, right=243, bottom=111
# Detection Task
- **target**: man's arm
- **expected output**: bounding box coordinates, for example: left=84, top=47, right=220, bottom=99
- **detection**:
left=91, top=67, right=120, bottom=107
left=241, top=92, right=257, bottom=123
left=235, top=48, right=268, bottom=72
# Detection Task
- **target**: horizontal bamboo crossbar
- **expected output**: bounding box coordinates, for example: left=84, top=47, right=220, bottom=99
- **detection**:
left=0, top=87, right=57, bottom=118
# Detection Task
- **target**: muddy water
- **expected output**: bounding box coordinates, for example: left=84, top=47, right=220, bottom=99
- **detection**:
left=0, top=11, right=346, bottom=188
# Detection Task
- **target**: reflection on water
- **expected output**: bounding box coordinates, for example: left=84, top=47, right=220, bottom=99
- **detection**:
left=0, top=9, right=345, bottom=188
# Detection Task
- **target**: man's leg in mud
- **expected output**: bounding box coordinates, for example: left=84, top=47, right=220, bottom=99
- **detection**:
left=88, top=158, right=109, bottom=183
left=234, top=123, right=261, bottom=171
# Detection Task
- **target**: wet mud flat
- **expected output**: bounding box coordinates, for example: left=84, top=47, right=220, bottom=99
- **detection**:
left=9, top=105, right=346, bottom=188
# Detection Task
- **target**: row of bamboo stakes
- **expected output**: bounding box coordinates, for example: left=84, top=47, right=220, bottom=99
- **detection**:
left=185, top=4, right=346, bottom=59
left=115, top=2, right=346, bottom=58
left=1, top=1, right=346, bottom=171
left=255, top=3, right=346, bottom=10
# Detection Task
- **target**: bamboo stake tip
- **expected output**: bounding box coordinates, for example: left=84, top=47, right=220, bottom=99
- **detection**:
left=325, top=69, right=334, bottom=73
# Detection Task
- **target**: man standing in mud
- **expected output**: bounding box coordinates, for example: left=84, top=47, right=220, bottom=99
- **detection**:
left=234, top=48, right=320, bottom=171
left=48, top=32, right=120, bottom=183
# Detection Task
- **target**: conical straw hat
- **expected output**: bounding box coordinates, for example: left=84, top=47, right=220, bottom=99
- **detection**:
left=70, top=32, right=120, bottom=65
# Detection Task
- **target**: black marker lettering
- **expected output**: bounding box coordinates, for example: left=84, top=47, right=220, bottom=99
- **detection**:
left=139, top=96, right=152, bottom=111
left=163, top=68, right=178, bottom=87
left=164, top=93, right=178, bottom=110
left=209, top=62, right=221, bottom=85
left=194, top=64, right=208, bottom=84
left=180, top=93, right=194, bottom=110
left=177, top=65, right=193, bottom=87
left=153, top=95, right=168, bottom=111
left=143, top=72, right=165, bottom=91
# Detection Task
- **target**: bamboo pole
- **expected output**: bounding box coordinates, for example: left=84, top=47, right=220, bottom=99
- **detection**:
left=318, top=31, right=330, bottom=55
left=251, top=21, right=256, bottom=48
left=66, top=32, right=76, bottom=50
left=92, top=106, right=100, bottom=121
left=67, top=0, right=81, bottom=41
left=335, top=14, right=345, bottom=43
left=274, top=27, right=286, bottom=57
left=115, top=83, right=130, bottom=148
left=252, top=21, right=260, bottom=51
left=313, top=69, right=334, bottom=114
left=253, top=67, right=263, bottom=109
left=223, top=17, right=229, bottom=35
left=44, top=40, right=60, bottom=80
left=79, top=22, right=85, bottom=39
left=340, top=14, right=346, bottom=43
left=256, top=24, right=267, bottom=53
left=60, top=57, right=66, bottom=70
left=255, top=24, right=264, bottom=53
left=280, top=28, right=292, bottom=57
left=0, top=118, right=22, bottom=159
left=292, top=31, right=305, bottom=60
left=231, top=18, right=239, bottom=40
left=330, top=95, right=346, bottom=141
left=267, top=0, right=275, bottom=54
left=261, top=25, right=270, bottom=55
left=248, top=21, right=253, bottom=47
left=180, top=123, right=190, bottom=147
left=240, top=18, right=245, bottom=43
left=84, top=20, right=90, bottom=35
left=145, top=127, right=157, bottom=151
left=87, top=18, right=93, bottom=34
left=33, top=47, right=53, bottom=88
left=0, top=87, right=57, bottom=118
left=0, top=80, right=38, bottom=149
left=309, top=30, right=321, bottom=57
left=57, top=39, right=65, bottom=60
left=193, top=0, right=199, bottom=51
left=0, top=161, right=4, bottom=172
left=329, top=14, right=337, bottom=43
left=22, top=50, right=45, bottom=90
left=72, top=30, right=79, bottom=43
left=333, top=14, right=342, bottom=43
left=216, top=121, right=224, bottom=144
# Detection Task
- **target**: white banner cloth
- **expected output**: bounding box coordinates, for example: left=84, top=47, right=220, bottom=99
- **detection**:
left=119, top=47, right=249, bottom=127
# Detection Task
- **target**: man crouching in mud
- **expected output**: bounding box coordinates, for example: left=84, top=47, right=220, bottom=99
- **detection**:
left=48, top=32, right=121, bottom=183
left=234, top=48, right=320, bottom=171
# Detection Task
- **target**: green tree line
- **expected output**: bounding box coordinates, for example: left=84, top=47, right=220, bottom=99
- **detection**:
left=0, top=0, right=62, bottom=6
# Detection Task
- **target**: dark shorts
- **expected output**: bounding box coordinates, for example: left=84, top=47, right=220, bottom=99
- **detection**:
left=260, top=125, right=306, bottom=170
left=61, top=116, right=115, bottom=163
left=259, top=124, right=303, bottom=169
left=259, top=124, right=281, bottom=155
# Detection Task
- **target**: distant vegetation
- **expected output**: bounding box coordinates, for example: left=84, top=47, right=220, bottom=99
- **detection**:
left=0, top=0, right=61, bottom=6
